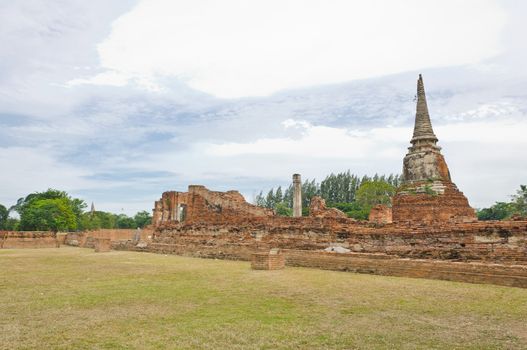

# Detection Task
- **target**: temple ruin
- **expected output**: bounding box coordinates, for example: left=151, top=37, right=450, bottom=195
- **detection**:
left=392, top=74, right=477, bottom=224
left=6, top=74, right=525, bottom=288
left=129, top=75, right=526, bottom=288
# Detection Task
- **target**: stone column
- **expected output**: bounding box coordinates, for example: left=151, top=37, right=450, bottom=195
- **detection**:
left=292, top=174, right=302, bottom=217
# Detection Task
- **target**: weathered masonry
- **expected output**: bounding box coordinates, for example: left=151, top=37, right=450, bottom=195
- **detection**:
left=392, top=74, right=477, bottom=224
left=140, top=75, right=527, bottom=288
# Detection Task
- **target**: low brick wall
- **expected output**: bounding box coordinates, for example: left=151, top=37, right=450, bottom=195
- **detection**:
left=0, top=231, right=64, bottom=249
left=283, top=249, right=527, bottom=288
left=111, top=242, right=527, bottom=288
left=251, top=250, right=285, bottom=270
left=140, top=219, right=527, bottom=288
left=94, top=238, right=111, bottom=252
left=65, top=228, right=153, bottom=248
left=151, top=220, right=527, bottom=264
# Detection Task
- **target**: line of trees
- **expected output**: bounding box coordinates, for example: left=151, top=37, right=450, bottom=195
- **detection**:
left=0, top=189, right=152, bottom=232
left=477, top=185, right=527, bottom=220
left=255, top=171, right=401, bottom=219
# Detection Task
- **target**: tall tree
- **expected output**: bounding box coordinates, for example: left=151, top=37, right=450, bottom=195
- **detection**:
left=355, top=181, right=396, bottom=210
left=477, top=202, right=514, bottom=221
left=0, top=204, right=8, bottom=229
left=19, top=198, right=77, bottom=232
left=512, top=185, right=527, bottom=217
left=275, top=186, right=283, bottom=204
left=134, top=211, right=152, bottom=228
left=265, top=189, right=275, bottom=209
left=14, top=189, right=86, bottom=230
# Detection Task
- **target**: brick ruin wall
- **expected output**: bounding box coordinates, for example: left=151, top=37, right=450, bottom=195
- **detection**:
left=153, top=185, right=274, bottom=226
left=284, top=250, right=527, bottom=288
left=251, top=251, right=286, bottom=270
left=4, top=185, right=526, bottom=288
left=0, top=231, right=64, bottom=248
left=393, top=182, right=477, bottom=224
left=65, top=228, right=153, bottom=248
left=368, top=205, right=393, bottom=224
left=143, top=218, right=527, bottom=265
left=108, top=218, right=527, bottom=288
left=134, top=185, right=527, bottom=287
left=0, top=229, right=152, bottom=249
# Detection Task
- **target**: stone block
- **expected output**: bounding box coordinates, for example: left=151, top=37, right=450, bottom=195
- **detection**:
left=251, top=249, right=285, bottom=270
left=94, top=238, right=111, bottom=252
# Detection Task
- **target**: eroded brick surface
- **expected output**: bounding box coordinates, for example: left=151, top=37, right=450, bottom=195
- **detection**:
left=0, top=231, right=62, bottom=248
left=369, top=205, right=392, bottom=224
left=148, top=219, right=527, bottom=264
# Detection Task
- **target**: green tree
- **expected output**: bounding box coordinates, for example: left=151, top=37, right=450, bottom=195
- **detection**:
left=13, top=189, right=86, bottom=230
left=255, top=191, right=266, bottom=207
left=116, top=214, right=135, bottom=229
left=477, top=202, right=514, bottom=221
left=134, top=211, right=152, bottom=228
left=328, top=202, right=369, bottom=220
left=4, top=218, right=20, bottom=231
left=275, top=186, right=283, bottom=204
left=301, top=179, right=319, bottom=209
left=355, top=181, right=396, bottom=212
left=256, top=171, right=402, bottom=211
left=265, top=189, right=275, bottom=209
left=0, top=204, right=8, bottom=229
left=19, top=198, right=77, bottom=232
left=512, top=185, right=527, bottom=217
left=275, top=202, right=292, bottom=217
left=97, top=211, right=117, bottom=229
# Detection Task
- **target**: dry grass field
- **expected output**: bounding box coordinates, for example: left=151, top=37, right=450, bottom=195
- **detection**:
left=1, top=247, right=526, bottom=349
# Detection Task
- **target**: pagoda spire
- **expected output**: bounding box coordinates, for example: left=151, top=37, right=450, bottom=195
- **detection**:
left=411, top=74, right=438, bottom=145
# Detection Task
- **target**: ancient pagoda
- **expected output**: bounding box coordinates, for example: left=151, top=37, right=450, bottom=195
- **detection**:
left=391, top=74, right=477, bottom=223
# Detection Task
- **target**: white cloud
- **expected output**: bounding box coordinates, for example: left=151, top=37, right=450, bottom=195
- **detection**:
left=0, top=147, right=95, bottom=205
left=205, top=119, right=406, bottom=158
left=196, top=117, right=527, bottom=208
left=73, top=0, right=506, bottom=98
left=1, top=0, right=525, bottom=214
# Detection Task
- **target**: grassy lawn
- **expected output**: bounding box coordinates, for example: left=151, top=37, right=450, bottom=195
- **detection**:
left=1, top=247, right=526, bottom=350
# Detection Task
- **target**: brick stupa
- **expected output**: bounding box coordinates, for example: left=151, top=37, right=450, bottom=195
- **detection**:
left=392, top=75, right=477, bottom=224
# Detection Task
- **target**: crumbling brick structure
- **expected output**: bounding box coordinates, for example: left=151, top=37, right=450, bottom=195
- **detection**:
left=94, top=238, right=111, bottom=252
left=309, top=196, right=348, bottom=219
left=141, top=75, right=526, bottom=287
left=0, top=231, right=63, bottom=248
left=251, top=249, right=285, bottom=270
left=152, top=185, right=274, bottom=226
left=392, top=75, right=477, bottom=224
left=369, top=205, right=392, bottom=224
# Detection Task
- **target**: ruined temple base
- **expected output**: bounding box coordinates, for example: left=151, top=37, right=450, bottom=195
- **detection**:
left=284, top=250, right=527, bottom=289
left=251, top=249, right=285, bottom=270
left=392, top=182, right=477, bottom=224
left=94, top=238, right=111, bottom=253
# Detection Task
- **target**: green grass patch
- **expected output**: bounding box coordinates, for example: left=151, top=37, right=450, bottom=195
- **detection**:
left=1, top=247, right=526, bottom=349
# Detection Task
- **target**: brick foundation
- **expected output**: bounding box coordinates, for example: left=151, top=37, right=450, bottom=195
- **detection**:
left=94, top=238, right=111, bottom=252
left=283, top=249, right=527, bottom=288
left=251, top=249, right=285, bottom=270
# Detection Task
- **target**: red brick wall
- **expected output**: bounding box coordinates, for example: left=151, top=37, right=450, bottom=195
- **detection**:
left=150, top=219, right=527, bottom=264
left=368, top=205, right=392, bottom=224
left=251, top=252, right=285, bottom=270
left=283, top=249, right=527, bottom=288
left=392, top=183, right=477, bottom=224
left=0, top=231, right=63, bottom=249
left=65, top=228, right=153, bottom=248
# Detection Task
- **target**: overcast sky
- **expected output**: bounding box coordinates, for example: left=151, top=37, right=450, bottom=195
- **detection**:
left=1, top=0, right=526, bottom=214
